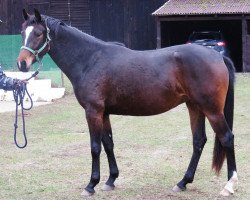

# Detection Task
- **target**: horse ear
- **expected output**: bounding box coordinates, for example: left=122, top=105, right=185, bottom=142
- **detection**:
left=34, top=8, right=42, bottom=22
left=22, top=9, right=29, bottom=20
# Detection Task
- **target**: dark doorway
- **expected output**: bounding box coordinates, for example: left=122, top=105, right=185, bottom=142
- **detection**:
left=161, top=19, right=242, bottom=71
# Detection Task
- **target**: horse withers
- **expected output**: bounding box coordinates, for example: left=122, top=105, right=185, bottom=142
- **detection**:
left=17, top=9, right=238, bottom=197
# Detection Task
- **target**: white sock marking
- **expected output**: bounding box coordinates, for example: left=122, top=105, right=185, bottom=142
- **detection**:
left=221, top=170, right=238, bottom=195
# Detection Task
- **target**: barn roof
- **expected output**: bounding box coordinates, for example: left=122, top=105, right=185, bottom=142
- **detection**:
left=153, top=0, right=250, bottom=16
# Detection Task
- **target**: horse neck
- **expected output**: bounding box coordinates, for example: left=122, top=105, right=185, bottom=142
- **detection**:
left=47, top=25, right=104, bottom=81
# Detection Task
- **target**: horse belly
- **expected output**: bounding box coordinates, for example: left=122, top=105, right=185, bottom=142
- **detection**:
left=105, top=91, right=184, bottom=116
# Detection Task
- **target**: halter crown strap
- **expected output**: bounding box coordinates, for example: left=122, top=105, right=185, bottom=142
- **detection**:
left=46, top=25, right=51, bottom=41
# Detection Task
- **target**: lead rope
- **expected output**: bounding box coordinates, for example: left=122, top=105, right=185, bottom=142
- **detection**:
left=13, top=70, right=39, bottom=148
left=15, top=19, right=48, bottom=148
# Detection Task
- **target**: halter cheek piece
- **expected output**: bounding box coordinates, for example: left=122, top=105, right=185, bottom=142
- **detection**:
left=20, top=22, right=51, bottom=64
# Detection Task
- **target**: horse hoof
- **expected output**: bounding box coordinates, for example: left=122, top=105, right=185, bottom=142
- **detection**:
left=172, top=185, right=183, bottom=192
left=102, top=184, right=115, bottom=191
left=81, top=189, right=94, bottom=196
left=220, top=188, right=231, bottom=197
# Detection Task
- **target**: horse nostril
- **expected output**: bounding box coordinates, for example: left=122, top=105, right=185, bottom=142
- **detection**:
left=21, top=61, right=26, bottom=66
left=20, top=60, right=28, bottom=72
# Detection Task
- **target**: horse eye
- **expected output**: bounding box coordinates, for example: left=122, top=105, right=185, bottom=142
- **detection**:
left=34, top=31, right=42, bottom=37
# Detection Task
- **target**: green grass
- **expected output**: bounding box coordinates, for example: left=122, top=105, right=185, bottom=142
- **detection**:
left=37, top=70, right=62, bottom=87
left=0, top=74, right=249, bottom=200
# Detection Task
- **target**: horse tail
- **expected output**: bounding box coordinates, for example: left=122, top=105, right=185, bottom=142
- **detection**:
left=212, top=56, right=235, bottom=174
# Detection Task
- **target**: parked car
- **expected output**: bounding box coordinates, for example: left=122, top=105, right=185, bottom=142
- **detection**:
left=187, top=31, right=229, bottom=57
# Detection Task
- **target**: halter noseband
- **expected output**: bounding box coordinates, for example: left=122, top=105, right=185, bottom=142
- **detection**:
left=20, top=22, right=51, bottom=64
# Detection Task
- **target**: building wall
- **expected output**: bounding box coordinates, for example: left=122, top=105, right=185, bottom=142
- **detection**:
left=0, top=0, right=165, bottom=50
left=243, top=18, right=250, bottom=71
left=90, top=0, right=166, bottom=50
left=0, top=0, right=26, bottom=34
left=0, top=0, right=91, bottom=34
left=49, top=0, right=91, bottom=33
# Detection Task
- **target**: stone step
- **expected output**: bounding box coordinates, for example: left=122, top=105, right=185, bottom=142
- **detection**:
left=0, top=71, right=65, bottom=102
left=5, top=71, right=33, bottom=80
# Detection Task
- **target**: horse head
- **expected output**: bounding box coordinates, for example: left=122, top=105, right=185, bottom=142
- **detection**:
left=17, top=9, right=50, bottom=72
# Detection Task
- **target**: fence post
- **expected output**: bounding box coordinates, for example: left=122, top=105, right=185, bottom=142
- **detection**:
left=61, top=70, right=65, bottom=87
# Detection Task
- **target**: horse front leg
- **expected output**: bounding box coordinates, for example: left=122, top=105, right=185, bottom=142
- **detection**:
left=173, top=103, right=206, bottom=192
left=101, top=114, right=119, bottom=191
left=82, top=107, right=104, bottom=196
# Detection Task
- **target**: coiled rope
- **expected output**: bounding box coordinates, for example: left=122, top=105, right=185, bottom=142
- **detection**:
left=13, top=71, right=39, bottom=148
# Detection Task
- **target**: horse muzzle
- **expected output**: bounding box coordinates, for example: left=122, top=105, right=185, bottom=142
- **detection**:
left=17, top=50, right=34, bottom=72
left=17, top=60, right=29, bottom=72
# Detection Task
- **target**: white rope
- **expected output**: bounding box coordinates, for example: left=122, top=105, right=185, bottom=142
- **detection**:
left=68, top=0, right=71, bottom=26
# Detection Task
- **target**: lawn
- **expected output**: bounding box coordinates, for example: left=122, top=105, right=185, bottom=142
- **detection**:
left=0, top=74, right=249, bottom=200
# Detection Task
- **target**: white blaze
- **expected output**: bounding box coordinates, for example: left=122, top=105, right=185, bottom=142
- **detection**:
left=24, top=26, right=34, bottom=46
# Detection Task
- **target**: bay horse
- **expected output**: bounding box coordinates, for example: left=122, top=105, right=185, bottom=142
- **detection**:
left=17, top=9, right=238, bottom=197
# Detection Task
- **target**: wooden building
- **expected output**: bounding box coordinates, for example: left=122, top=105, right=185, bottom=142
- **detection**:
left=153, top=0, right=250, bottom=72
left=0, top=0, right=166, bottom=50
left=0, top=0, right=91, bottom=35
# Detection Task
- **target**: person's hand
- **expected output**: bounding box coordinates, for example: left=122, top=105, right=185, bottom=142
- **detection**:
left=13, top=79, right=28, bottom=87
left=20, top=79, right=28, bottom=84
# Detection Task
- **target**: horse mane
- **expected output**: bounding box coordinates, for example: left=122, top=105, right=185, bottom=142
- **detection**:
left=42, top=15, right=66, bottom=36
left=42, top=15, right=125, bottom=48
left=42, top=15, right=106, bottom=45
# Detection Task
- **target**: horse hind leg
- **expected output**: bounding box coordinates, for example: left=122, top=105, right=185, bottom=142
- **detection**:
left=101, top=114, right=119, bottom=191
left=206, top=112, right=238, bottom=196
left=173, top=103, right=207, bottom=192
